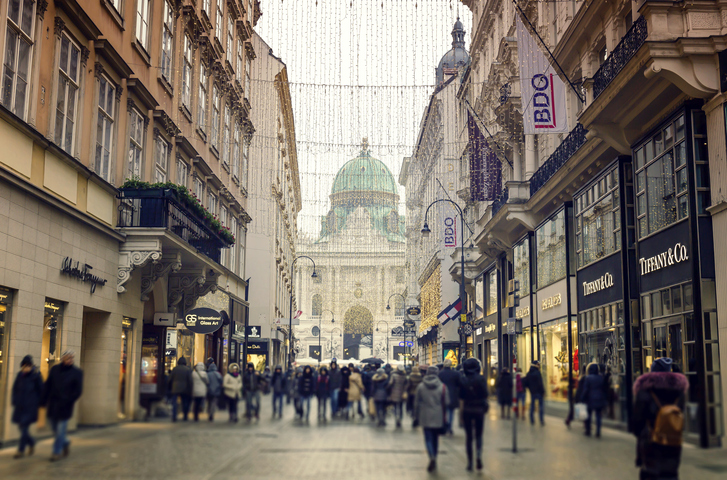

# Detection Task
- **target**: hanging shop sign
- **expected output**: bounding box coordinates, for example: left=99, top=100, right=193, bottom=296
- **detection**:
left=61, top=257, right=107, bottom=293
left=637, top=221, right=692, bottom=293
left=246, top=325, right=261, bottom=338
left=232, top=321, right=246, bottom=341
left=405, top=306, right=421, bottom=317
left=184, top=307, right=223, bottom=334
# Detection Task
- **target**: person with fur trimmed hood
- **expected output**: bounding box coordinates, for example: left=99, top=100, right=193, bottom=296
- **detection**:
left=632, top=357, right=688, bottom=480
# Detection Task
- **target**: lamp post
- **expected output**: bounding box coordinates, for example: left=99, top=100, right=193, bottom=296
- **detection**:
left=386, top=292, right=406, bottom=366
left=329, top=327, right=342, bottom=359
left=375, top=321, right=390, bottom=362
left=318, top=310, right=335, bottom=366
left=289, top=255, right=317, bottom=372
left=421, top=199, right=467, bottom=364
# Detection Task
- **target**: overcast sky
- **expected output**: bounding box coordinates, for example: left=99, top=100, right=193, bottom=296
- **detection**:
left=256, top=0, right=472, bottom=237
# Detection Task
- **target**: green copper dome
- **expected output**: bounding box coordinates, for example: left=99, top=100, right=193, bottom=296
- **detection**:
left=331, top=149, right=398, bottom=197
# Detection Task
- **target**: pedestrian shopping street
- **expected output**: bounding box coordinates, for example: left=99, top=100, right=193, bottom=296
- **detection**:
left=1, top=401, right=725, bottom=480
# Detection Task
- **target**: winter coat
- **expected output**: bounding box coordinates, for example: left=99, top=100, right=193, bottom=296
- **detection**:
left=496, top=371, right=513, bottom=405
left=298, top=369, right=315, bottom=397
left=579, top=363, right=608, bottom=411
left=191, top=363, right=209, bottom=398
left=223, top=371, right=243, bottom=399
left=460, top=371, right=489, bottom=415
left=242, top=369, right=263, bottom=393
left=407, top=371, right=423, bottom=396
left=438, top=367, right=463, bottom=409
left=524, top=366, right=545, bottom=396
left=316, top=372, right=330, bottom=398
left=414, top=374, right=449, bottom=429
left=168, top=363, right=193, bottom=396
left=206, top=364, right=223, bottom=397
left=271, top=369, right=287, bottom=394
left=516, top=373, right=524, bottom=394
left=372, top=371, right=390, bottom=402
left=362, top=369, right=374, bottom=397
left=348, top=372, right=364, bottom=402
left=632, top=371, right=688, bottom=480
left=42, top=363, right=83, bottom=421
left=387, top=370, right=409, bottom=403
left=328, top=365, right=342, bottom=390
left=11, top=367, right=43, bottom=425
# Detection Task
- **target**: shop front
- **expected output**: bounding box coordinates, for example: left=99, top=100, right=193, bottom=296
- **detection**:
left=246, top=341, right=269, bottom=371
left=513, top=236, right=533, bottom=375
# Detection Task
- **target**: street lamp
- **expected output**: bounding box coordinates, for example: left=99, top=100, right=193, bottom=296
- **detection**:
left=375, top=321, right=390, bottom=362
left=289, top=255, right=317, bottom=371
left=422, top=199, right=467, bottom=364
left=386, top=292, right=406, bottom=367
left=318, top=310, right=335, bottom=366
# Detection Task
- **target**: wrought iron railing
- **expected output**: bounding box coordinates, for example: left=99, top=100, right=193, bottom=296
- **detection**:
left=593, top=16, right=647, bottom=99
left=118, top=188, right=225, bottom=263
left=491, top=188, right=509, bottom=215
left=529, top=123, right=588, bottom=196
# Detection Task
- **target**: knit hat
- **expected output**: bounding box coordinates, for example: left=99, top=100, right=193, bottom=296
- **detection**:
left=651, top=357, right=673, bottom=373
left=20, top=355, right=33, bottom=367
left=426, top=365, right=439, bottom=376
left=247, top=362, right=254, bottom=369
left=463, top=357, right=481, bottom=374
left=376, top=367, right=385, bottom=375
left=443, top=359, right=452, bottom=368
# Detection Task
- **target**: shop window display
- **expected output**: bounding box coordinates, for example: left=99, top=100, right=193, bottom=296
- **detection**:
left=513, top=238, right=530, bottom=296
left=0, top=289, right=12, bottom=436
left=575, top=166, right=621, bottom=268
left=536, top=209, right=566, bottom=289
left=485, top=269, right=497, bottom=316
left=539, top=318, right=577, bottom=402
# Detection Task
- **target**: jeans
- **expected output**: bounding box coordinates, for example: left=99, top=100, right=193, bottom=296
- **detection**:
left=318, top=396, right=328, bottom=418
left=193, top=396, right=205, bottom=421
left=530, top=393, right=544, bottom=424
left=348, top=400, right=364, bottom=417
left=301, top=395, right=311, bottom=420
left=463, top=411, right=485, bottom=462
left=207, top=394, right=218, bottom=419
left=172, top=394, right=191, bottom=421
left=50, top=419, right=69, bottom=456
left=273, top=392, right=285, bottom=417
left=227, top=396, right=239, bottom=421
left=516, top=391, right=526, bottom=417
left=330, top=388, right=340, bottom=415
left=375, top=400, right=387, bottom=425
left=245, top=391, right=260, bottom=418
left=445, top=407, right=456, bottom=433
left=423, top=428, right=440, bottom=459
left=393, top=401, right=404, bottom=423
left=17, top=422, right=34, bottom=453
left=586, top=407, right=603, bottom=435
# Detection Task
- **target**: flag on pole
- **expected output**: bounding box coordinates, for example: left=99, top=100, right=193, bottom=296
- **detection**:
left=467, top=112, right=502, bottom=201
left=439, top=298, right=463, bottom=325
left=516, top=15, right=568, bottom=134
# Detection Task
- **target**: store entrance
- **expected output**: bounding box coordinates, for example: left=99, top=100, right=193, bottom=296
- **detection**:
left=653, top=318, right=683, bottom=372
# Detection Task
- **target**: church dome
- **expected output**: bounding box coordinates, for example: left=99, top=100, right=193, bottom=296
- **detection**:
left=331, top=141, right=398, bottom=198
left=436, top=18, right=469, bottom=85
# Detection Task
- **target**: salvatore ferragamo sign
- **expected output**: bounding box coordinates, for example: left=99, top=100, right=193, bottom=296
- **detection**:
left=639, top=243, right=688, bottom=276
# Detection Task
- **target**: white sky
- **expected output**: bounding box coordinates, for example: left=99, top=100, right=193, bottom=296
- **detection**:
left=256, top=0, right=472, bottom=238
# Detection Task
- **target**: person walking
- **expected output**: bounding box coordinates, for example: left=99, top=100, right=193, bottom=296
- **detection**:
left=372, top=367, right=390, bottom=427
left=316, top=366, right=330, bottom=421
left=223, top=363, right=242, bottom=422
left=242, top=362, right=264, bottom=421
left=206, top=362, right=223, bottom=421
left=339, top=365, right=351, bottom=419
left=11, top=355, right=43, bottom=458
left=632, top=358, right=688, bottom=480
left=328, top=359, right=342, bottom=418
left=415, top=365, right=448, bottom=473
left=496, top=368, right=512, bottom=419
left=42, top=350, right=83, bottom=462
left=515, top=368, right=526, bottom=420
left=524, top=360, right=545, bottom=425
left=362, top=365, right=375, bottom=420
left=438, top=359, right=462, bottom=435
left=168, top=357, right=193, bottom=422
left=348, top=366, right=365, bottom=420
left=406, top=365, right=423, bottom=419
left=579, top=363, right=608, bottom=437
left=388, top=365, right=409, bottom=428
left=270, top=365, right=287, bottom=419
left=298, top=365, right=315, bottom=422
left=191, top=362, right=209, bottom=422
left=460, top=358, right=488, bottom=472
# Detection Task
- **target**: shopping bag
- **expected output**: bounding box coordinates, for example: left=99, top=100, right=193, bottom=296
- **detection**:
left=368, top=397, right=376, bottom=416
left=574, top=403, right=588, bottom=421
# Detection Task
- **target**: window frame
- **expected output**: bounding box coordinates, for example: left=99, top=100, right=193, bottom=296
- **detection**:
left=181, top=35, right=192, bottom=109
left=198, top=63, right=208, bottom=131
left=193, top=176, right=204, bottom=201
left=128, top=107, right=145, bottom=180
left=135, top=0, right=151, bottom=52
left=55, top=33, right=82, bottom=154
left=2, top=0, right=35, bottom=120
left=176, top=156, right=188, bottom=187
left=95, top=73, right=116, bottom=182
left=155, top=134, right=170, bottom=183
left=222, top=102, right=230, bottom=168
left=160, top=0, right=175, bottom=83
left=211, top=83, right=220, bottom=150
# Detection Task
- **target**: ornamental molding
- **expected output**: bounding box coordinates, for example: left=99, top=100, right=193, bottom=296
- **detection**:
left=140, top=252, right=182, bottom=301
left=118, top=238, right=163, bottom=293
left=168, top=268, right=219, bottom=313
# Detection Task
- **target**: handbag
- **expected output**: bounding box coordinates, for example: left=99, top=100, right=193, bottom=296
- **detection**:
left=574, top=402, right=588, bottom=421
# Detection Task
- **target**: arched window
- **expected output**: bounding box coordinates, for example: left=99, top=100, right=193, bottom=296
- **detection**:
left=394, top=297, right=405, bottom=317
left=311, top=294, right=322, bottom=317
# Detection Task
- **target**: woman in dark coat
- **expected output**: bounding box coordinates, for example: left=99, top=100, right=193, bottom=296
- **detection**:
left=496, top=368, right=512, bottom=419
left=578, top=362, right=608, bottom=437
left=316, top=366, right=330, bottom=421
left=339, top=366, right=351, bottom=419
left=11, top=355, right=43, bottom=458
left=632, top=358, right=688, bottom=480
left=459, top=358, right=489, bottom=472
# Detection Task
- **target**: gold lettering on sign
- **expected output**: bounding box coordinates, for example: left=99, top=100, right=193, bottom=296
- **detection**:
left=516, top=306, right=530, bottom=318
left=541, top=293, right=562, bottom=311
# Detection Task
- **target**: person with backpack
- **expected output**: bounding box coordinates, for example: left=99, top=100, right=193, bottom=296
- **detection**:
left=632, top=357, right=688, bottom=480
left=388, top=365, right=409, bottom=428
left=459, top=358, right=488, bottom=472
left=578, top=363, right=607, bottom=437
left=438, top=359, right=462, bottom=435
left=191, top=362, right=209, bottom=421
left=206, top=362, right=223, bottom=421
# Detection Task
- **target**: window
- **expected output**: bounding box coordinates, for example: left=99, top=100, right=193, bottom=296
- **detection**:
left=55, top=35, right=81, bottom=154
left=193, top=176, right=204, bottom=200
left=486, top=269, right=497, bottom=316
left=182, top=36, right=192, bottom=108
left=575, top=166, right=621, bottom=268
left=161, top=1, right=174, bottom=82
left=232, top=122, right=240, bottom=179
left=216, top=1, right=223, bottom=35
left=2, top=0, right=34, bottom=119
left=208, top=191, right=217, bottom=215
left=536, top=209, right=567, bottom=288
left=211, top=85, right=220, bottom=149
left=311, top=294, right=322, bottom=317
left=155, top=135, right=170, bottom=183
left=202, top=0, right=210, bottom=14
left=222, top=104, right=230, bottom=167
left=241, top=138, right=249, bottom=188
left=128, top=109, right=144, bottom=179
left=236, top=39, right=244, bottom=82
left=176, top=158, right=188, bottom=186
left=198, top=64, right=208, bottom=131
left=109, top=0, right=122, bottom=13
left=244, top=56, right=251, bottom=98
left=474, top=275, right=484, bottom=319
left=229, top=216, right=237, bottom=271
left=238, top=224, right=246, bottom=276
left=136, top=0, right=151, bottom=51
left=95, top=75, right=115, bottom=181
left=513, top=237, right=530, bottom=297
left=227, top=16, right=234, bottom=58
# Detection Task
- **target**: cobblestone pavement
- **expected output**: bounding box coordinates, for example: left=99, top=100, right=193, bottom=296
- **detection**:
left=1, top=399, right=726, bottom=479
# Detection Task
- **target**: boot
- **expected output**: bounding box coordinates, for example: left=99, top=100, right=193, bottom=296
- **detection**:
left=13, top=451, right=23, bottom=459
left=476, top=457, right=483, bottom=471
left=427, top=459, right=436, bottom=472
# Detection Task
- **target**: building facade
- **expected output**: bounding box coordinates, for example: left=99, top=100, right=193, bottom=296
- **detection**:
left=459, top=0, right=726, bottom=446
left=0, top=0, right=261, bottom=445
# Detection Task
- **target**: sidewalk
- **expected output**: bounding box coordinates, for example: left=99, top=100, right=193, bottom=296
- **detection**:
left=0, top=399, right=725, bottom=479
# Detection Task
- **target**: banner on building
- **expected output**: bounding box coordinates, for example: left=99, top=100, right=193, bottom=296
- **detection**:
left=438, top=298, right=462, bottom=325
left=467, top=112, right=502, bottom=201
left=437, top=199, right=459, bottom=249
left=516, top=15, right=568, bottom=134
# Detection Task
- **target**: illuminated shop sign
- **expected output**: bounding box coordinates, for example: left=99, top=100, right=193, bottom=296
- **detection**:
left=639, top=243, right=688, bottom=276
left=516, top=306, right=530, bottom=318
left=583, top=273, right=614, bottom=296
left=541, top=293, right=562, bottom=311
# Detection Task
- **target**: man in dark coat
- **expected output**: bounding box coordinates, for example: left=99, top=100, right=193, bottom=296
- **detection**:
left=459, top=358, right=489, bottom=471
left=270, top=365, right=287, bottom=419
left=297, top=365, right=315, bottom=422
left=524, top=361, right=545, bottom=425
left=632, top=357, right=688, bottom=480
left=328, top=359, right=342, bottom=417
left=42, top=350, right=83, bottom=461
left=168, top=356, right=193, bottom=422
left=438, top=359, right=463, bottom=435
left=12, top=355, right=43, bottom=458
left=578, top=363, right=608, bottom=437
left=242, top=362, right=265, bottom=420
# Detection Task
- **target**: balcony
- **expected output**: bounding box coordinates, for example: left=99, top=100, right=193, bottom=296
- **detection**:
left=118, top=187, right=231, bottom=264
left=593, top=16, right=647, bottom=99
left=529, top=123, right=588, bottom=197
left=491, top=188, right=509, bottom=215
